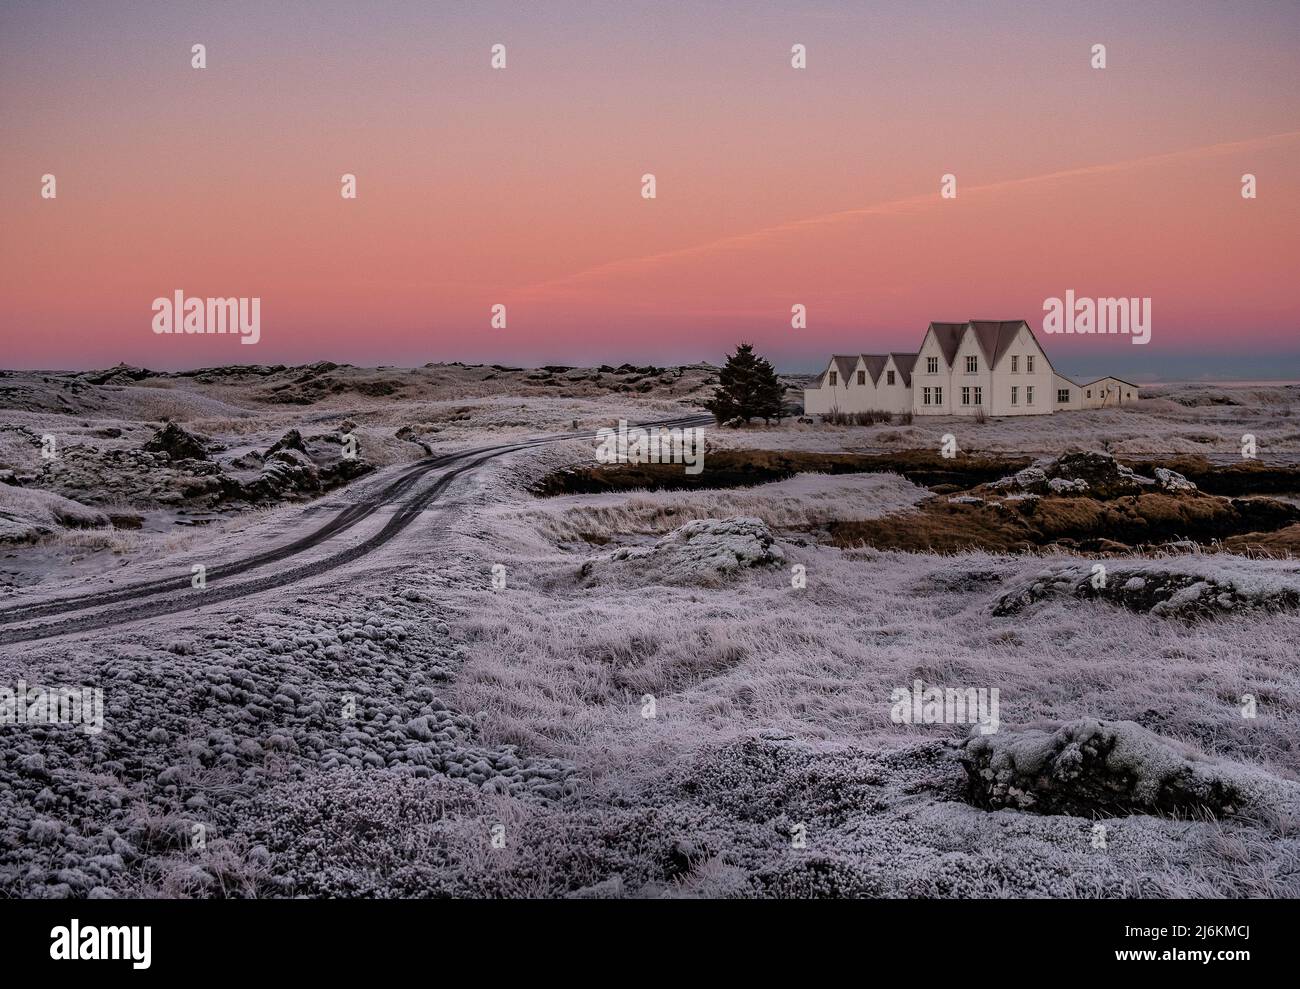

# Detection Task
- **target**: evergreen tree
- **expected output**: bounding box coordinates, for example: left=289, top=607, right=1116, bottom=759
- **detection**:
left=755, top=364, right=787, bottom=424
left=705, top=343, right=786, bottom=424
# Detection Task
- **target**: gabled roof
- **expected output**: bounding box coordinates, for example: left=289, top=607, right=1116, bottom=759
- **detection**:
left=824, top=353, right=892, bottom=386
left=925, top=322, right=968, bottom=366
left=817, top=318, right=1132, bottom=395
left=925, top=319, right=1031, bottom=370
left=860, top=354, right=889, bottom=384
left=889, top=353, right=918, bottom=387
left=828, top=355, right=857, bottom=383
left=968, top=320, right=1027, bottom=369
left=1082, top=376, right=1139, bottom=388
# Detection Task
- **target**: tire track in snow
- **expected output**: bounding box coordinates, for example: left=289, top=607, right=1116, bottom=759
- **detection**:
left=0, top=416, right=710, bottom=645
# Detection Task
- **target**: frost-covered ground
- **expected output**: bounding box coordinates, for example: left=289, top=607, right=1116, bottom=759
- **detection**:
left=737, top=383, right=1300, bottom=459
left=0, top=362, right=714, bottom=591
left=1, top=365, right=1298, bottom=898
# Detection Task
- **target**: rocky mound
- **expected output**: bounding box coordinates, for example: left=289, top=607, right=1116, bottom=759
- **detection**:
left=830, top=451, right=1299, bottom=554
left=956, top=718, right=1297, bottom=818
left=79, top=363, right=155, bottom=385
left=266, top=428, right=308, bottom=456
left=579, top=517, right=785, bottom=587
left=23, top=427, right=370, bottom=512
left=142, top=421, right=209, bottom=461
left=992, top=560, right=1300, bottom=619
left=255, top=364, right=405, bottom=405
left=985, top=451, right=1193, bottom=499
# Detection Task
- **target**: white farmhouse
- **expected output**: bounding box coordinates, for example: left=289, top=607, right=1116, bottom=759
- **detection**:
left=804, top=319, right=1138, bottom=418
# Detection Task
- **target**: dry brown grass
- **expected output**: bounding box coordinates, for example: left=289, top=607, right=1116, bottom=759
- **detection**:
left=532, top=448, right=1032, bottom=497
left=829, top=491, right=1300, bottom=555
left=1225, top=522, right=1300, bottom=556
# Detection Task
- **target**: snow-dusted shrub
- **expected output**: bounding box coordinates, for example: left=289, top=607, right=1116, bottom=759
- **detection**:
left=579, top=517, right=785, bottom=587
left=957, top=718, right=1300, bottom=818
left=0, top=484, right=108, bottom=542
left=992, top=559, right=1300, bottom=619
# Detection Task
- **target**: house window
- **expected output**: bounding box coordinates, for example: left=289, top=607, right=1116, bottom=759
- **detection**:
left=1086, top=389, right=1092, bottom=398
left=1026, top=386, right=1034, bottom=405
left=935, top=386, right=942, bottom=404
left=927, top=357, right=938, bottom=374
left=828, top=372, right=837, bottom=386
left=1011, top=386, right=1019, bottom=405
left=923, top=387, right=931, bottom=405
left=887, top=370, right=895, bottom=385
left=1057, top=389, right=1070, bottom=404
left=973, top=386, right=982, bottom=405
left=1011, top=356, right=1018, bottom=373
left=857, top=370, right=865, bottom=385
left=1127, top=391, right=1133, bottom=399
left=961, top=386, right=970, bottom=406
left=966, top=356, right=978, bottom=373
left=1026, top=355, right=1035, bottom=373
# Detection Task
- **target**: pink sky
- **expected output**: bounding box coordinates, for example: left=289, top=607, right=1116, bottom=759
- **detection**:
left=1, top=1, right=1297, bottom=377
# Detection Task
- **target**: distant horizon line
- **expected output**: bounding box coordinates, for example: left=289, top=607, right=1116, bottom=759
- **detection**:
left=3, top=360, right=1297, bottom=388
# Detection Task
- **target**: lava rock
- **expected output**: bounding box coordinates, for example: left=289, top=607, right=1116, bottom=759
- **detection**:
left=143, top=421, right=209, bottom=461
left=956, top=718, right=1295, bottom=819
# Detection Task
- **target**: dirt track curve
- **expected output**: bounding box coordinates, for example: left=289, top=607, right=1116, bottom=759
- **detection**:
left=0, top=416, right=710, bottom=646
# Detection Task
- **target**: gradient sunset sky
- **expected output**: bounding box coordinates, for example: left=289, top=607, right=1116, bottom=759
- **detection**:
left=2, top=0, right=1298, bottom=378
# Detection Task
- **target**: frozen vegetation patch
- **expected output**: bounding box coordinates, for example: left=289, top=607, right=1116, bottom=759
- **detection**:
left=0, top=483, right=109, bottom=543
left=233, top=731, right=1284, bottom=898
left=579, top=517, right=785, bottom=587
left=5, top=373, right=1300, bottom=899
left=992, top=558, right=1300, bottom=619
left=237, top=770, right=739, bottom=897
left=521, top=470, right=927, bottom=544
left=0, top=587, right=575, bottom=898
left=957, top=718, right=1300, bottom=819
left=680, top=731, right=956, bottom=827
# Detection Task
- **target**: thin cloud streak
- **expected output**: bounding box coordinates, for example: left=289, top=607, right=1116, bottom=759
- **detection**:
left=517, top=130, right=1300, bottom=299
